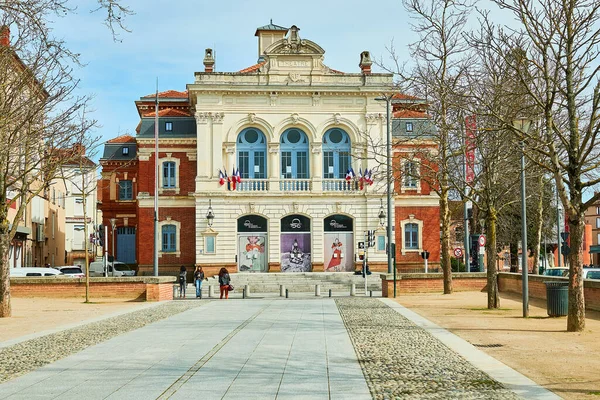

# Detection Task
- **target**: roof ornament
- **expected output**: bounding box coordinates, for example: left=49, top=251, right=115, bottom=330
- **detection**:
left=285, top=25, right=303, bottom=53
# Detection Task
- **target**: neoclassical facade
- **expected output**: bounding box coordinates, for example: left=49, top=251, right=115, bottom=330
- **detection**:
left=101, top=22, right=440, bottom=275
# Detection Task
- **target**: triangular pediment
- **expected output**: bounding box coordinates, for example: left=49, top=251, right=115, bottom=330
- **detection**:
left=263, top=25, right=325, bottom=56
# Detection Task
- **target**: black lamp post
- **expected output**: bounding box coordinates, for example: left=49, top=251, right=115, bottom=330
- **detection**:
left=378, top=198, right=386, bottom=227
left=206, top=199, right=215, bottom=228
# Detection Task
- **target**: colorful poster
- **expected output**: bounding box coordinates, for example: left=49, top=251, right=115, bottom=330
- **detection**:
left=324, top=232, right=354, bottom=272
left=280, top=233, right=311, bottom=272
left=238, top=235, right=267, bottom=272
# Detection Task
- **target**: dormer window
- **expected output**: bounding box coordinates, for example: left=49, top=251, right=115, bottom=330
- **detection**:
left=165, top=122, right=173, bottom=132
left=406, top=122, right=413, bottom=132
left=122, top=147, right=129, bottom=155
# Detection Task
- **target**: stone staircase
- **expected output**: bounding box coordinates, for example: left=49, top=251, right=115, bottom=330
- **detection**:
left=200, top=272, right=381, bottom=295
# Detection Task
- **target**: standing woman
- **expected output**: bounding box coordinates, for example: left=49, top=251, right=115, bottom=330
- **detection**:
left=218, top=267, right=231, bottom=299
left=178, top=265, right=187, bottom=298
left=194, top=266, right=206, bottom=299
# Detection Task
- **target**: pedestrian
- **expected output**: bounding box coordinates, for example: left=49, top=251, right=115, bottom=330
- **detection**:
left=178, top=265, right=187, bottom=298
left=218, top=267, right=231, bottom=299
left=194, top=265, right=206, bottom=299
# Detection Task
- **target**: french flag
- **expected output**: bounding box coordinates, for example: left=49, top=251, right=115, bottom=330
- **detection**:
left=345, top=167, right=355, bottom=181
left=231, top=167, right=237, bottom=190
left=365, top=169, right=373, bottom=185
left=358, top=167, right=364, bottom=190
left=235, top=167, right=242, bottom=183
left=218, top=169, right=225, bottom=186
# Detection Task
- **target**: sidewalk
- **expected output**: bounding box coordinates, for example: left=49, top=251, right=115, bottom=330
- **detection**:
left=0, top=299, right=371, bottom=400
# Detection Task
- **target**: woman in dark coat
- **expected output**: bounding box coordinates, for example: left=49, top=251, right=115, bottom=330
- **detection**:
left=218, top=267, right=231, bottom=299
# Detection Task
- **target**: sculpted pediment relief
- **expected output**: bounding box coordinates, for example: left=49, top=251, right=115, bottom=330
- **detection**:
left=263, top=25, right=325, bottom=56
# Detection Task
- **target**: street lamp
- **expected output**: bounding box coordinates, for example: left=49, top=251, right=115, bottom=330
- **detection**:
left=513, top=118, right=531, bottom=318
left=378, top=198, right=386, bottom=227
left=557, top=195, right=562, bottom=267
left=109, top=217, right=117, bottom=277
left=206, top=199, right=215, bottom=228
left=375, top=94, right=394, bottom=274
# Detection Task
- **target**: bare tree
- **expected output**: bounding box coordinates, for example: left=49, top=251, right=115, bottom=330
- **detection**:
left=0, top=1, right=131, bottom=317
left=477, top=0, right=600, bottom=331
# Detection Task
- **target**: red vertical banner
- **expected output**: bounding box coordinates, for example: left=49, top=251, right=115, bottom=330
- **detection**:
left=465, top=115, right=477, bottom=183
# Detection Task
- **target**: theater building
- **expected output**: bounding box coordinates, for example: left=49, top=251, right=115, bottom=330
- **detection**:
left=100, top=22, right=440, bottom=276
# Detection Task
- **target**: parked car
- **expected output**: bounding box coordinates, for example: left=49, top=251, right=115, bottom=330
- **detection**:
left=9, top=267, right=63, bottom=277
left=89, top=261, right=136, bottom=277
left=583, top=268, right=600, bottom=280
left=542, top=267, right=568, bottom=277
left=57, top=266, right=85, bottom=278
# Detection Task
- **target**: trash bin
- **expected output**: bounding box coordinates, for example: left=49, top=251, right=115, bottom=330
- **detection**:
left=544, top=281, right=568, bottom=317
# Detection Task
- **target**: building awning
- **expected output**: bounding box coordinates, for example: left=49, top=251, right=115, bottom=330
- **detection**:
left=590, top=245, right=600, bottom=254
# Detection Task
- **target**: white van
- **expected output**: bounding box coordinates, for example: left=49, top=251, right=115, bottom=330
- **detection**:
left=89, top=261, right=135, bottom=277
left=10, top=267, right=63, bottom=277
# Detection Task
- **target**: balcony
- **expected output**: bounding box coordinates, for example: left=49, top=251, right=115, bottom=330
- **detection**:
left=322, top=179, right=358, bottom=192
left=279, top=179, right=311, bottom=192
left=236, top=179, right=269, bottom=192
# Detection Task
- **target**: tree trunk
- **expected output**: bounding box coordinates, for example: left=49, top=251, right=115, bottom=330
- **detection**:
left=439, top=188, right=453, bottom=294
left=531, top=175, right=544, bottom=275
left=0, top=219, right=12, bottom=317
left=567, top=216, right=585, bottom=332
left=487, top=208, right=500, bottom=309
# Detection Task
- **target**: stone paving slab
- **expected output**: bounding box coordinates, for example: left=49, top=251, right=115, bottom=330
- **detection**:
left=0, top=299, right=371, bottom=400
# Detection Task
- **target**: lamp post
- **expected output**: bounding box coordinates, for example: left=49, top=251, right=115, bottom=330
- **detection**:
left=513, top=118, right=531, bottom=317
left=109, top=217, right=116, bottom=277
left=375, top=94, right=394, bottom=274
left=557, top=191, right=562, bottom=267
left=206, top=199, right=215, bottom=228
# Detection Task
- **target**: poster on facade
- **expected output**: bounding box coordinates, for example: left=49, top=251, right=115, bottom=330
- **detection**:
left=280, top=215, right=311, bottom=272
left=238, top=235, right=267, bottom=272
left=324, top=232, right=354, bottom=272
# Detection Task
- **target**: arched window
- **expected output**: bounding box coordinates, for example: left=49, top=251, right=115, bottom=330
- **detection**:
left=404, top=223, right=419, bottom=249
left=322, top=128, right=351, bottom=179
left=280, top=128, right=309, bottom=179
left=237, top=128, right=267, bottom=179
left=163, top=161, right=176, bottom=188
left=162, top=225, right=176, bottom=252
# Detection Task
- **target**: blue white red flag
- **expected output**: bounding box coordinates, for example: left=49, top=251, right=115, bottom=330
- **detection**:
left=218, top=169, right=225, bottom=186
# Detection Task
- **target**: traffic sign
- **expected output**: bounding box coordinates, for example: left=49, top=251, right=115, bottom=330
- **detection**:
left=478, top=235, right=486, bottom=247
left=454, top=248, right=463, bottom=258
left=358, top=241, right=365, bottom=249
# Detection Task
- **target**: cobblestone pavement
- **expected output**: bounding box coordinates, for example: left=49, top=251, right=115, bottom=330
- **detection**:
left=0, top=301, right=202, bottom=384
left=336, top=298, right=521, bottom=400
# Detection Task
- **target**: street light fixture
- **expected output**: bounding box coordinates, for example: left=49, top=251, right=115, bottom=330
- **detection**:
left=378, top=198, right=386, bottom=227
left=206, top=199, right=215, bottom=228
left=513, top=118, right=531, bottom=318
left=109, top=217, right=117, bottom=277
left=375, top=94, right=394, bottom=274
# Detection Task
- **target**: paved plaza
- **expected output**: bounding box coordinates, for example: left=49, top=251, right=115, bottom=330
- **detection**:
left=0, top=297, right=559, bottom=399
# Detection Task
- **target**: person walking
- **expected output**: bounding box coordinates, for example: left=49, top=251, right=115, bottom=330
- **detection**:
left=194, top=266, right=206, bottom=299
left=218, top=267, right=231, bottom=299
left=178, top=265, right=187, bottom=298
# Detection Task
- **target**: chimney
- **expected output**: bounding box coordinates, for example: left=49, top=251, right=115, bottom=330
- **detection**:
left=0, top=25, right=9, bottom=47
left=203, top=48, right=215, bottom=73
left=359, top=51, right=372, bottom=74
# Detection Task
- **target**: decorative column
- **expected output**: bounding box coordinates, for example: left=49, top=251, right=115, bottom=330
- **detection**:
left=311, top=142, right=322, bottom=193
left=211, top=112, right=225, bottom=179
left=224, top=143, right=235, bottom=176
left=269, top=143, right=280, bottom=192
left=194, top=111, right=210, bottom=181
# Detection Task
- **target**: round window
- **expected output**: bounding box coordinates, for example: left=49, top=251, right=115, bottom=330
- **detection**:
left=287, top=129, right=301, bottom=143
left=245, top=129, right=259, bottom=143
left=329, top=129, right=343, bottom=143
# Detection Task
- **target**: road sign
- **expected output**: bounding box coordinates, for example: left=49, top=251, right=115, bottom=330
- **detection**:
left=478, top=234, right=486, bottom=247
left=561, top=244, right=570, bottom=256
left=358, top=241, right=365, bottom=249
left=454, top=248, right=463, bottom=258
left=560, top=232, right=570, bottom=242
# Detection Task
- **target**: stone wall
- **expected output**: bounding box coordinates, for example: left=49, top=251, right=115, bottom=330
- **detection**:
left=380, top=272, right=487, bottom=297
left=10, top=276, right=176, bottom=302
left=498, top=272, right=600, bottom=312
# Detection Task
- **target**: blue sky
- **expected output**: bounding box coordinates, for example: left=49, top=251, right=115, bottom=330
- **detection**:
left=50, top=0, right=431, bottom=154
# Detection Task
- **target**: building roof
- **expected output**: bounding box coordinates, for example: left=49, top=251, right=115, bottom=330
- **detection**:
left=143, top=108, right=192, bottom=117
left=238, top=61, right=267, bottom=74
left=141, top=90, right=188, bottom=99
left=106, top=135, right=136, bottom=144
left=137, top=117, right=197, bottom=138
left=393, top=93, right=420, bottom=101
left=255, top=20, right=288, bottom=35
left=393, top=110, right=429, bottom=119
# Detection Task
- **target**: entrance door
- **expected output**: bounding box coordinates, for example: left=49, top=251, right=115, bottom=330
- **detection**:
left=237, top=215, right=268, bottom=272
left=280, top=215, right=311, bottom=272
left=117, top=227, right=136, bottom=264
left=324, top=215, right=354, bottom=272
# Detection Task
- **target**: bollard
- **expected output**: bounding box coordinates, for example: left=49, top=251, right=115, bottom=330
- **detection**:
left=208, top=285, right=214, bottom=298
left=242, top=288, right=246, bottom=299
left=173, top=285, right=178, bottom=299
left=280, top=285, right=285, bottom=297
left=370, top=290, right=373, bottom=297
left=350, top=283, right=356, bottom=296
left=315, top=284, right=321, bottom=297
left=329, top=289, right=332, bottom=298
left=245, top=284, right=250, bottom=298
left=285, top=288, right=289, bottom=298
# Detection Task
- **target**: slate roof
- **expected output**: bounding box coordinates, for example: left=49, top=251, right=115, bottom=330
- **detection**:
left=137, top=116, right=197, bottom=138
left=255, top=20, right=288, bottom=34
left=101, top=140, right=137, bottom=161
